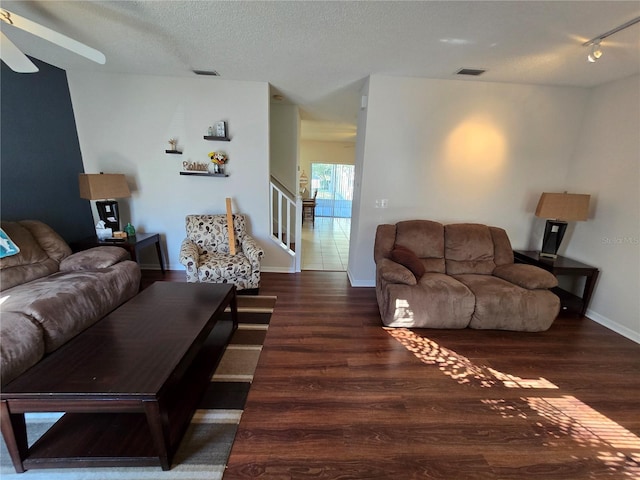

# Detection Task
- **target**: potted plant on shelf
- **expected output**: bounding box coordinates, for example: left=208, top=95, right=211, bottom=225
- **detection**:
left=208, top=151, right=228, bottom=174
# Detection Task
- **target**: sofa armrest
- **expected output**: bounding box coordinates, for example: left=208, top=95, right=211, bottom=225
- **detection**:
left=493, top=264, right=558, bottom=290
left=241, top=234, right=265, bottom=267
left=179, top=238, right=200, bottom=282
left=377, top=258, right=417, bottom=286
left=59, top=247, right=130, bottom=271
left=179, top=238, right=199, bottom=264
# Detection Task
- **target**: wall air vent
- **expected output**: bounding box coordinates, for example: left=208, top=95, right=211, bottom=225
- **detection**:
left=456, top=68, right=486, bottom=76
left=193, top=70, right=220, bottom=76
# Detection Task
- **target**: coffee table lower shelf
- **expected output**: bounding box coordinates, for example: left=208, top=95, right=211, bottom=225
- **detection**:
left=23, top=412, right=162, bottom=470
left=3, top=315, right=235, bottom=472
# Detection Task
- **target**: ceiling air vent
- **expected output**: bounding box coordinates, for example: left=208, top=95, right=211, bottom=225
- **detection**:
left=456, top=68, right=486, bottom=76
left=193, top=70, right=220, bottom=76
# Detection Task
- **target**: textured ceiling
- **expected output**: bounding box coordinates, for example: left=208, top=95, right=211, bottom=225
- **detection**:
left=3, top=1, right=640, bottom=137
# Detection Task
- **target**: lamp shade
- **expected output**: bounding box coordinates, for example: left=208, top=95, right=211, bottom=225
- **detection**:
left=79, top=173, right=131, bottom=200
left=535, top=193, right=590, bottom=221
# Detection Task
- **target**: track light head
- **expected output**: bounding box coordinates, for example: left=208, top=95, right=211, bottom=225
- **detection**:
left=583, top=16, right=640, bottom=64
left=588, top=41, right=603, bottom=63
left=593, top=44, right=603, bottom=59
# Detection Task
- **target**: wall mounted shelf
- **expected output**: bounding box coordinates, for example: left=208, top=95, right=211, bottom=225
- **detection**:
left=180, top=172, right=229, bottom=177
left=203, top=136, right=230, bottom=142
left=165, top=150, right=182, bottom=154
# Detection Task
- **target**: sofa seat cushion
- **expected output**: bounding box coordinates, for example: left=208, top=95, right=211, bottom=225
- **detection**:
left=0, top=312, right=45, bottom=385
left=379, top=273, right=475, bottom=328
left=197, top=252, right=254, bottom=289
left=453, top=274, right=560, bottom=332
left=1, top=261, right=141, bottom=352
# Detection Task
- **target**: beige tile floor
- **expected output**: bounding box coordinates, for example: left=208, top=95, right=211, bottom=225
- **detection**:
left=301, top=217, right=351, bottom=271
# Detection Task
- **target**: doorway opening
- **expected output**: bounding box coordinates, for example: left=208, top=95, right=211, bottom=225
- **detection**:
left=301, top=163, right=353, bottom=272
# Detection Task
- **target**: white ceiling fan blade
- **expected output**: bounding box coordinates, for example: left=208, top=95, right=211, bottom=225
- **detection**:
left=1, top=9, right=105, bottom=65
left=0, top=31, right=38, bottom=72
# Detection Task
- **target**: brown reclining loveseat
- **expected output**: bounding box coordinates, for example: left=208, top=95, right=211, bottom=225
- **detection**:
left=374, top=220, right=560, bottom=331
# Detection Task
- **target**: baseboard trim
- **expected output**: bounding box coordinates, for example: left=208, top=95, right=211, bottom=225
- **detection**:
left=586, top=309, right=640, bottom=344
left=140, top=263, right=164, bottom=270
left=261, top=266, right=296, bottom=274
left=347, top=269, right=375, bottom=287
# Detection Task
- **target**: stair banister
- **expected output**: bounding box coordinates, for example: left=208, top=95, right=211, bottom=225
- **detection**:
left=269, top=177, right=300, bottom=271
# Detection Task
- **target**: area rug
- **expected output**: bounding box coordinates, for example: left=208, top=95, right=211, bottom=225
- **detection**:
left=0, top=295, right=276, bottom=480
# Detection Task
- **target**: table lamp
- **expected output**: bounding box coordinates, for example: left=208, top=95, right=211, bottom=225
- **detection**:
left=79, top=173, right=131, bottom=232
left=535, top=192, right=590, bottom=259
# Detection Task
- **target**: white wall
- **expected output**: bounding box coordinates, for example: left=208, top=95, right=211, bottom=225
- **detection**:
left=270, top=103, right=300, bottom=194
left=67, top=71, right=292, bottom=272
left=300, top=141, right=356, bottom=167
left=348, top=80, right=370, bottom=287
left=348, top=74, right=589, bottom=286
left=563, top=74, right=640, bottom=341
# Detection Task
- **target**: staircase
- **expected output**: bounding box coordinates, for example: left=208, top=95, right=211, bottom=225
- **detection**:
left=270, top=177, right=301, bottom=271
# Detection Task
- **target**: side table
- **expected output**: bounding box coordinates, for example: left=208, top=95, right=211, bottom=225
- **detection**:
left=73, top=233, right=165, bottom=273
left=513, top=250, right=599, bottom=317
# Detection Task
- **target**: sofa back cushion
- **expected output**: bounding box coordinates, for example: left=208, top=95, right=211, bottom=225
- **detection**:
left=0, top=220, right=71, bottom=290
left=395, top=220, right=445, bottom=273
left=374, top=224, right=396, bottom=264
left=373, top=220, right=446, bottom=273
left=489, top=226, right=514, bottom=266
left=445, top=223, right=496, bottom=275
left=376, top=220, right=515, bottom=276
left=185, top=214, right=246, bottom=254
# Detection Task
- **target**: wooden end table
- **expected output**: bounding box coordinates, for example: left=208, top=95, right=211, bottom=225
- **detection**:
left=1, top=282, right=237, bottom=472
left=514, top=250, right=599, bottom=317
left=73, top=232, right=165, bottom=273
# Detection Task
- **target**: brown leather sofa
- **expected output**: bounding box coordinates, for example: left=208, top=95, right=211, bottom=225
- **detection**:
left=374, top=220, right=560, bottom=331
left=0, top=220, right=141, bottom=385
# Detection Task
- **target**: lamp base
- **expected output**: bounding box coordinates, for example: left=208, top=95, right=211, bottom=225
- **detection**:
left=96, top=200, right=121, bottom=232
left=540, top=219, right=568, bottom=259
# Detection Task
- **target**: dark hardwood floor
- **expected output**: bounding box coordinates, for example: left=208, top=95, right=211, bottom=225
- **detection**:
left=143, top=270, right=640, bottom=479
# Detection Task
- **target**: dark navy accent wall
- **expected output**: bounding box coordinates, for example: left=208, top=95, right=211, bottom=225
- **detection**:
left=1, top=57, right=94, bottom=242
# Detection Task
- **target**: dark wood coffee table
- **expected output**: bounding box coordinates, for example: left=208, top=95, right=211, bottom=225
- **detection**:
left=0, top=282, right=237, bottom=473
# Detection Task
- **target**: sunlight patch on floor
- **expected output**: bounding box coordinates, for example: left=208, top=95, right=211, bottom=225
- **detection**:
left=385, top=327, right=557, bottom=389
left=386, top=327, right=640, bottom=477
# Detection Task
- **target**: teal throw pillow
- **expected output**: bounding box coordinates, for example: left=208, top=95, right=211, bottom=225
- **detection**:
left=0, top=228, right=20, bottom=258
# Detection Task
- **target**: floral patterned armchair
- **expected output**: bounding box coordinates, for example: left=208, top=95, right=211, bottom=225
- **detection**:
left=179, top=214, right=264, bottom=292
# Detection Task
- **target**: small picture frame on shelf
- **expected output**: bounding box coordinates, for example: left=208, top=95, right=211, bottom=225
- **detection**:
left=215, top=121, right=227, bottom=138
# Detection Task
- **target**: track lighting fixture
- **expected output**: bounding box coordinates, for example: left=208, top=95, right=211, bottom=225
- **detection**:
left=583, top=16, right=640, bottom=64
left=587, top=41, right=603, bottom=63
